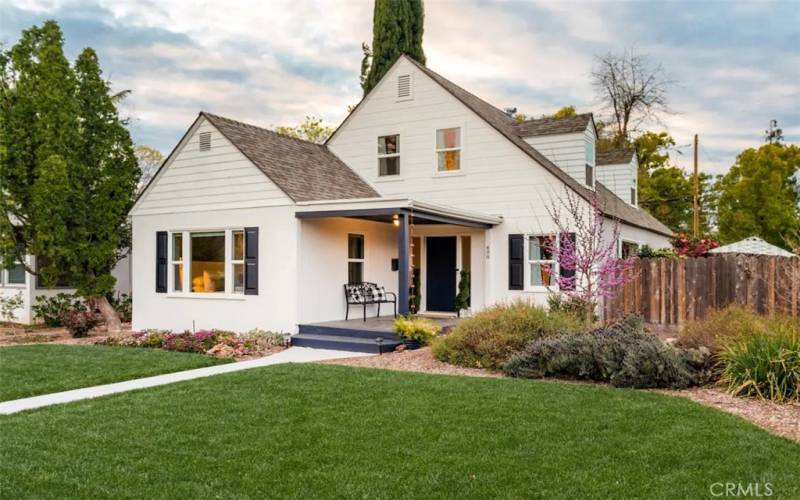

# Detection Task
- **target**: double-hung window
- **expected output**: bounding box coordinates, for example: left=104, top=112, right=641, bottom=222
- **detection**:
left=348, top=234, right=364, bottom=284
left=528, top=235, right=557, bottom=287
left=436, top=127, right=461, bottom=172
left=1, top=262, right=25, bottom=286
left=378, top=135, right=400, bottom=176
left=169, top=230, right=246, bottom=294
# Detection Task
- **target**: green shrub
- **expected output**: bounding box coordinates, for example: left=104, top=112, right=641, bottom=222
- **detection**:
left=546, top=294, right=597, bottom=324
left=431, top=300, right=582, bottom=369
left=106, top=292, right=132, bottom=323
left=32, top=293, right=84, bottom=327
left=393, top=317, right=441, bottom=345
left=719, top=326, right=800, bottom=402
left=677, top=306, right=778, bottom=354
left=504, top=315, right=696, bottom=389
left=61, top=310, right=100, bottom=338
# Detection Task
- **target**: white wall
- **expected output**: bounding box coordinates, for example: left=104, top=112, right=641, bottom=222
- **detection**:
left=523, top=126, right=595, bottom=189
left=131, top=205, right=298, bottom=333
left=597, top=156, right=638, bottom=206
left=617, top=222, right=672, bottom=251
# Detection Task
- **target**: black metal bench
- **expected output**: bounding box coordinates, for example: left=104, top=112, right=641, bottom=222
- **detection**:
left=344, top=282, right=397, bottom=321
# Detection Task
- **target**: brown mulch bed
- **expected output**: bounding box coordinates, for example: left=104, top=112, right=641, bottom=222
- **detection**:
left=323, top=346, right=799, bottom=442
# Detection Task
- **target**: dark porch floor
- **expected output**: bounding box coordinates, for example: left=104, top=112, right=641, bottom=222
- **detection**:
left=293, top=316, right=461, bottom=353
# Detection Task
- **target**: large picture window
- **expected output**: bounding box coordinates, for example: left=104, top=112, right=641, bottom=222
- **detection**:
left=436, top=127, right=461, bottom=172
left=348, top=234, right=364, bottom=284
left=378, top=135, right=400, bottom=176
left=528, top=235, right=557, bottom=287
left=191, top=232, right=226, bottom=293
left=168, top=229, right=249, bottom=295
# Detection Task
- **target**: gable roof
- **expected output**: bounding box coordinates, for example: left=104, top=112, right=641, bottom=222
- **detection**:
left=709, top=236, right=796, bottom=257
left=201, top=112, right=379, bottom=202
left=597, top=149, right=636, bottom=166
left=512, top=114, right=594, bottom=138
left=400, top=57, right=671, bottom=237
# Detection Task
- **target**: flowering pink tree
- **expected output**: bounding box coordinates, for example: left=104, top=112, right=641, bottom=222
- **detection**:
left=545, top=187, right=636, bottom=326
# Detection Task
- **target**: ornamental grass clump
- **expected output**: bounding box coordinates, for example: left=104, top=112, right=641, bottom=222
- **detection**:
left=431, top=300, right=582, bottom=370
left=719, top=325, right=800, bottom=402
left=504, top=315, right=696, bottom=389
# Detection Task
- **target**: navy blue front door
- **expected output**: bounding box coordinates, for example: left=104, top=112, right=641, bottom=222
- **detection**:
left=426, top=236, right=457, bottom=312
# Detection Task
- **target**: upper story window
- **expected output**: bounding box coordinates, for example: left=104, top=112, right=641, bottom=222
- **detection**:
left=585, top=138, right=595, bottom=165
left=436, top=127, right=461, bottom=172
left=378, top=135, right=400, bottom=176
left=630, top=187, right=636, bottom=205
left=585, top=163, right=594, bottom=187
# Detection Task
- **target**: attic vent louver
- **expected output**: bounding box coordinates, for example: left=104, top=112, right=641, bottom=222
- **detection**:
left=397, top=74, right=412, bottom=99
left=199, top=132, right=211, bottom=151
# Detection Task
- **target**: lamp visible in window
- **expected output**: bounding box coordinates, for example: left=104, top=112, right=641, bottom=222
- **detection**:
left=436, top=128, right=461, bottom=172
left=191, top=232, right=225, bottom=293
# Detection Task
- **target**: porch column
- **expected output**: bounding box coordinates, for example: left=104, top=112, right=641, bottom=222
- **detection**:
left=398, top=212, right=410, bottom=315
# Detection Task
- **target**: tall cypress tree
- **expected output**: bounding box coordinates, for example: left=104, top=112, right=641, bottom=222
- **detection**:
left=0, top=21, right=140, bottom=331
left=362, top=0, right=426, bottom=95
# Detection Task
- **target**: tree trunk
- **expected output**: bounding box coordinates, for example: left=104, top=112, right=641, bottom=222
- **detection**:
left=92, top=295, right=122, bottom=334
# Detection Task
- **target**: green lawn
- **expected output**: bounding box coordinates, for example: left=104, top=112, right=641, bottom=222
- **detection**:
left=1, top=364, right=798, bottom=498
left=0, top=344, right=231, bottom=401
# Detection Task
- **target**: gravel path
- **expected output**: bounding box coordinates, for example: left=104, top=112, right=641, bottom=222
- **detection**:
left=323, top=347, right=799, bottom=442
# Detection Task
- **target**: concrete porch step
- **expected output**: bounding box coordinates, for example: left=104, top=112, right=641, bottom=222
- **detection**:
left=297, top=323, right=402, bottom=341
left=291, top=333, right=402, bottom=354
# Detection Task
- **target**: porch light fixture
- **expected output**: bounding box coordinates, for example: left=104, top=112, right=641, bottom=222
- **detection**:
left=392, top=214, right=400, bottom=227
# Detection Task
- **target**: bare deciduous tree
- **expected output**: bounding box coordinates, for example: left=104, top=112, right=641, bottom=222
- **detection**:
left=592, top=49, right=672, bottom=141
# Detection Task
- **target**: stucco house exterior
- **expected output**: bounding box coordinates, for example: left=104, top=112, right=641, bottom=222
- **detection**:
left=128, top=55, right=671, bottom=342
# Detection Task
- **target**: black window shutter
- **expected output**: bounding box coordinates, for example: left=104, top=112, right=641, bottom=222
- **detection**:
left=156, top=231, right=168, bottom=293
left=508, top=234, right=524, bottom=290
left=244, top=227, right=259, bottom=295
left=559, top=232, right=576, bottom=291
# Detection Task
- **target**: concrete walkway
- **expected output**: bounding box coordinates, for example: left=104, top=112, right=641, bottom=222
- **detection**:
left=0, top=347, right=370, bottom=415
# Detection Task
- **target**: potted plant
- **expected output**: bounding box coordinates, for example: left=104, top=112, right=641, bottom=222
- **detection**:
left=392, top=316, right=441, bottom=349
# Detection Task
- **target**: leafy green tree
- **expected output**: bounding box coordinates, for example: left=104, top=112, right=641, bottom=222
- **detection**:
left=0, top=21, right=140, bottom=331
left=552, top=106, right=577, bottom=118
left=362, top=0, right=425, bottom=95
left=715, top=143, right=800, bottom=249
left=275, top=116, right=335, bottom=144
left=134, top=145, right=164, bottom=189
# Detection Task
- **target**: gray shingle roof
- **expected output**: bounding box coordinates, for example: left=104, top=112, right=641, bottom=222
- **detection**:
left=709, top=237, right=796, bottom=257
left=597, top=149, right=635, bottom=166
left=403, top=57, right=671, bottom=237
left=512, top=114, right=593, bottom=137
left=202, top=112, right=379, bottom=202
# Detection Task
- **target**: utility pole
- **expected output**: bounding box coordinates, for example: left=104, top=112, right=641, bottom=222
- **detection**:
left=692, top=134, right=699, bottom=238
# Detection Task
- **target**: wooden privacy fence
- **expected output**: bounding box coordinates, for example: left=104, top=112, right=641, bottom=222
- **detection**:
left=603, top=254, right=800, bottom=327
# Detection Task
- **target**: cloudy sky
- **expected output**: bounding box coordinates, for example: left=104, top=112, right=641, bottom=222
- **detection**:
left=2, top=0, right=798, bottom=175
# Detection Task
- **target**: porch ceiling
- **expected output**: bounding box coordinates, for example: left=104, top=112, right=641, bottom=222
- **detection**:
left=294, top=198, right=502, bottom=229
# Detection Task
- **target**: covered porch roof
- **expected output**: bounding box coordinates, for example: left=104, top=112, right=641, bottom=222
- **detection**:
left=294, top=197, right=503, bottom=229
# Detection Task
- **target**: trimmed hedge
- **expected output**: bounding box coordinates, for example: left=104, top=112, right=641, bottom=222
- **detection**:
left=504, top=315, right=696, bottom=389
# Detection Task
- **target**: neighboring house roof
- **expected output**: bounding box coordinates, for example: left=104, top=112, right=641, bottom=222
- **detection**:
left=202, top=112, right=379, bottom=202
left=511, top=114, right=594, bottom=138
left=597, top=149, right=635, bottom=166
left=708, top=237, right=796, bottom=257
left=401, top=57, right=671, bottom=237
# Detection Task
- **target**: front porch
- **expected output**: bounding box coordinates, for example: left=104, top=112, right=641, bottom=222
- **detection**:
left=293, top=316, right=462, bottom=353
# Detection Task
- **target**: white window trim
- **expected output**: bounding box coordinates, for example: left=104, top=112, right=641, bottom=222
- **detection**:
left=170, top=233, right=184, bottom=293
left=525, top=233, right=559, bottom=292
left=347, top=233, right=366, bottom=284
left=434, top=126, right=464, bottom=176
left=231, top=229, right=244, bottom=294
left=618, top=238, right=642, bottom=259
left=377, top=134, right=401, bottom=179
left=167, top=229, right=245, bottom=297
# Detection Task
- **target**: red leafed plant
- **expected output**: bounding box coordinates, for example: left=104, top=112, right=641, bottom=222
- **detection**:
left=672, top=233, right=720, bottom=257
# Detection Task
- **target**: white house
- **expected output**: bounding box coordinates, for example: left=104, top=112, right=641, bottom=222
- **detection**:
left=128, top=55, right=671, bottom=349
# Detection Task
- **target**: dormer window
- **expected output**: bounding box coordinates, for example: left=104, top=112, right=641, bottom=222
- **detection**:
left=585, top=138, right=595, bottom=165
left=585, top=163, right=594, bottom=187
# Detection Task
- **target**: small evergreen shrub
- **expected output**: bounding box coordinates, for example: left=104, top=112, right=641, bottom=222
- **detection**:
left=393, top=316, right=441, bottom=345
left=61, top=309, right=100, bottom=338
left=719, top=325, right=800, bottom=402
left=32, top=293, right=84, bottom=327
left=431, top=300, right=582, bottom=369
left=504, top=315, right=696, bottom=389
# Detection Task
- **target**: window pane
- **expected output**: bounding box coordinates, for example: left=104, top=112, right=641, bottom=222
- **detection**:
left=530, top=263, right=555, bottom=286
left=233, top=263, right=244, bottom=293
left=585, top=164, right=593, bottom=186
left=348, top=262, right=363, bottom=284
left=191, top=232, right=225, bottom=293
left=586, top=140, right=594, bottom=164
left=529, top=236, right=554, bottom=260
left=173, top=263, right=183, bottom=291
left=436, top=128, right=460, bottom=149
left=172, top=233, right=183, bottom=261
left=7, top=263, right=25, bottom=285
left=378, top=135, right=399, bottom=155
left=348, top=234, right=364, bottom=259
left=379, top=156, right=399, bottom=176
left=437, top=150, right=460, bottom=171
left=232, top=230, right=244, bottom=261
